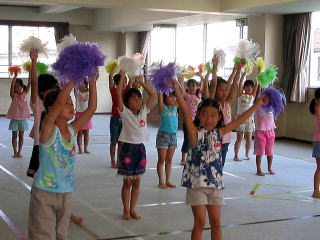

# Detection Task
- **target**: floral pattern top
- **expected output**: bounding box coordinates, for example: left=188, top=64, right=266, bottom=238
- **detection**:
left=181, top=128, right=224, bottom=189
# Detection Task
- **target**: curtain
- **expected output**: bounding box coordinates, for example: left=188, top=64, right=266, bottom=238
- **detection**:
left=54, top=23, right=70, bottom=44
left=282, top=13, right=311, bottom=102
left=138, top=31, right=151, bottom=80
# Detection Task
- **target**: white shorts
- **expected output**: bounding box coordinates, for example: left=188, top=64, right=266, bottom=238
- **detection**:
left=186, top=187, right=225, bottom=206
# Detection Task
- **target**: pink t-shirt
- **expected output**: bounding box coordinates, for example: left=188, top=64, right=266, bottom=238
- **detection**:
left=29, top=96, right=44, bottom=145
left=6, top=92, right=30, bottom=120
left=255, top=110, right=276, bottom=131
left=221, top=101, right=231, bottom=144
left=185, top=93, right=201, bottom=121
left=314, top=116, right=320, bottom=141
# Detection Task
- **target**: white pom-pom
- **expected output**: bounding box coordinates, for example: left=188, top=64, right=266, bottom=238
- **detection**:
left=213, top=48, right=226, bottom=69
left=235, top=39, right=260, bottom=63
left=57, top=34, right=78, bottom=54
left=20, top=36, right=48, bottom=57
left=119, top=56, right=144, bottom=77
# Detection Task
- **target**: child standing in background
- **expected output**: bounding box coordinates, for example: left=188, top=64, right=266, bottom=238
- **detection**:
left=75, top=80, right=93, bottom=154
left=212, top=60, right=245, bottom=166
left=116, top=70, right=155, bottom=220
left=6, top=72, right=31, bottom=158
left=309, top=88, right=320, bottom=198
left=233, top=72, right=257, bottom=161
left=109, top=69, right=131, bottom=168
left=174, top=79, right=267, bottom=240
left=156, top=91, right=178, bottom=188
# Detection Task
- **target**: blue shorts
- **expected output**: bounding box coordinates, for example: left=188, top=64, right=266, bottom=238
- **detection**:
left=9, top=119, right=28, bottom=131
left=110, top=115, right=122, bottom=142
left=156, top=131, right=177, bottom=148
left=313, top=141, right=320, bottom=158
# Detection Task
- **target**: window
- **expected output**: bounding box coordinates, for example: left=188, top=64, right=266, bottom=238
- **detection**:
left=310, top=12, right=320, bottom=87
left=149, top=20, right=247, bottom=79
left=0, top=25, right=57, bottom=78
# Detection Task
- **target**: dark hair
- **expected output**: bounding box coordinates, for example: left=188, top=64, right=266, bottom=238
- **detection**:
left=217, top=77, right=228, bottom=87
left=15, top=78, right=26, bottom=91
left=193, top=98, right=224, bottom=128
left=309, top=88, right=320, bottom=115
left=186, top=79, right=201, bottom=98
left=163, top=91, right=176, bottom=105
left=113, top=74, right=127, bottom=86
left=38, top=74, right=59, bottom=100
left=40, top=90, right=61, bottom=129
left=244, top=80, right=255, bottom=88
left=123, top=88, right=142, bottom=108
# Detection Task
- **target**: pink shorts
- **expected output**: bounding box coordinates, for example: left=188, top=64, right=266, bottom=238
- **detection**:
left=254, top=130, right=275, bottom=156
left=75, top=112, right=93, bottom=130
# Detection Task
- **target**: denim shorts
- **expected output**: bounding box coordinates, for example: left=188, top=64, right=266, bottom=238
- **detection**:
left=313, top=141, right=320, bottom=158
left=156, top=131, right=177, bottom=149
left=9, top=119, right=28, bottom=131
left=110, top=115, right=122, bottom=142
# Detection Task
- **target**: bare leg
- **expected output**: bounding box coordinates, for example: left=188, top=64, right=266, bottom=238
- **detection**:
left=157, top=148, right=167, bottom=188
left=110, top=142, right=117, bottom=168
left=17, top=131, right=24, bottom=158
left=12, top=131, right=18, bottom=158
left=233, top=132, right=243, bottom=161
left=121, top=179, right=131, bottom=220
left=313, top=158, right=320, bottom=198
left=207, top=205, right=222, bottom=240
left=77, top=130, right=83, bottom=154
left=256, top=155, right=265, bottom=176
left=191, top=205, right=206, bottom=240
left=83, top=130, right=90, bottom=153
left=245, top=132, right=252, bottom=160
left=180, top=152, right=187, bottom=165
left=267, top=155, right=275, bottom=174
left=165, top=148, right=176, bottom=188
left=130, top=178, right=141, bottom=220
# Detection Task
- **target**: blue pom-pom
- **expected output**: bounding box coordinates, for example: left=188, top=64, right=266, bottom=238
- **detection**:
left=149, top=62, right=178, bottom=95
left=259, top=87, right=286, bottom=117
left=52, top=42, right=106, bottom=88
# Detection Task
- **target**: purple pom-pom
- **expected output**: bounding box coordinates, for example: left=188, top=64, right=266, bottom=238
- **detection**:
left=149, top=62, right=178, bottom=95
left=259, top=87, right=286, bottom=117
left=52, top=42, right=106, bottom=88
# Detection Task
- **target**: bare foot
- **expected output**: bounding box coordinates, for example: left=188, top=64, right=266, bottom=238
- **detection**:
left=17, top=153, right=22, bottom=158
left=78, top=151, right=83, bottom=154
left=158, top=183, right=167, bottom=189
left=268, top=169, right=275, bottom=175
left=245, top=155, right=251, bottom=160
left=84, top=150, right=90, bottom=154
left=312, top=192, right=320, bottom=198
left=130, top=211, right=141, bottom=220
left=12, top=153, right=17, bottom=158
left=233, top=157, right=242, bottom=162
left=70, top=214, right=83, bottom=225
left=166, top=182, right=176, bottom=188
left=122, top=212, right=131, bottom=221
left=179, top=161, right=186, bottom=165
left=111, top=162, right=118, bottom=168
left=256, top=171, right=265, bottom=176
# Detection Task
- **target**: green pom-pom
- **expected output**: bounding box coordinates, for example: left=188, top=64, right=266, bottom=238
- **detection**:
left=256, top=64, right=278, bottom=88
left=36, top=62, right=49, bottom=75
left=204, top=61, right=212, bottom=72
left=233, top=57, right=248, bottom=65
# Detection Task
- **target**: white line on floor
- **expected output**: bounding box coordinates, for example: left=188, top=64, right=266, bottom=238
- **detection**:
left=223, top=171, right=246, bottom=180
left=0, top=143, right=7, bottom=147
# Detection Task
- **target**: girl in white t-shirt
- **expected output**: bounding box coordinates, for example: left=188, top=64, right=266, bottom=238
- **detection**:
left=116, top=70, right=155, bottom=221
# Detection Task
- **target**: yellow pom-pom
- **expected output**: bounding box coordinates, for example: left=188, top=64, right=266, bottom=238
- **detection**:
left=244, top=62, right=254, bottom=75
left=183, top=71, right=195, bottom=79
left=22, top=61, right=32, bottom=72
left=105, top=60, right=119, bottom=73
left=256, top=57, right=265, bottom=72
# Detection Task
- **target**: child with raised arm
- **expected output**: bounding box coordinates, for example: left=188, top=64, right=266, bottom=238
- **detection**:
left=28, top=71, right=98, bottom=240
left=156, top=91, right=178, bottom=188
left=233, top=72, right=258, bottom=161
left=109, top=69, right=131, bottom=168
left=116, top=70, right=155, bottom=220
left=211, top=59, right=246, bottom=166
left=310, top=88, right=320, bottom=198
left=6, top=71, right=31, bottom=158
left=173, top=80, right=267, bottom=240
